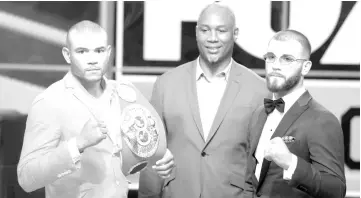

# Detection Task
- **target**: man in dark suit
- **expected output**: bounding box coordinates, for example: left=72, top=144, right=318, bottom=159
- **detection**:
left=243, top=30, right=346, bottom=198
left=138, top=2, right=268, bottom=198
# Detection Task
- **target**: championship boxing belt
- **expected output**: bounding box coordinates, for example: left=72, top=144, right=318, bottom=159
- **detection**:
left=115, top=82, right=167, bottom=176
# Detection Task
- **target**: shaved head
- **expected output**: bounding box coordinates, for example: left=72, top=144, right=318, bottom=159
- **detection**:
left=195, top=1, right=238, bottom=67
left=270, top=30, right=311, bottom=59
left=197, top=2, right=236, bottom=29
left=66, top=20, right=107, bottom=48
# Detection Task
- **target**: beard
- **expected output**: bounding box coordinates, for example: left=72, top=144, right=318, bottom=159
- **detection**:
left=199, top=50, right=232, bottom=67
left=205, top=54, right=220, bottom=63
left=266, top=71, right=301, bottom=93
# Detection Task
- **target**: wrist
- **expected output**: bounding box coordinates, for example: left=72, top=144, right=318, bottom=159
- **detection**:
left=76, top=137, right=86, bottom=153
left=284, top=153, right=294, bottom=170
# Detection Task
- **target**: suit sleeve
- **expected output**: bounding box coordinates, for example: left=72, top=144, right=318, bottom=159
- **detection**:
left=288, top=114, right=346, bottom=198
left=17, top=97, right=79, bottom=192
left=243, top=156, right=255, bottom=198
left=138, top=77, right=165, bottom=198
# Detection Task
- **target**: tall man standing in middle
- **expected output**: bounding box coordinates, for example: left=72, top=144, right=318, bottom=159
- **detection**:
left=139, top=2, right=269, bottom=198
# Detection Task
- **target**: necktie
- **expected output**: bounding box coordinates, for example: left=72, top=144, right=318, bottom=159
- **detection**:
left=264, top=98, right=285, bottom=114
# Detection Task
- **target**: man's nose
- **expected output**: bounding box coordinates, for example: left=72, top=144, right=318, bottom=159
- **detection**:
left=207, top=30, right=219, bottom=42
left=271, top=61, right=282, bottom=70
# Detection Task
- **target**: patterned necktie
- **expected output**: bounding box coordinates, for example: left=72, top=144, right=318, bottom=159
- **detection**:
left=264, top=98, right=285, bottom=114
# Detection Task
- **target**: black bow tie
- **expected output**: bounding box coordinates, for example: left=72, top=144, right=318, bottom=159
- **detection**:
left=264, top=98, right=285, bottom=114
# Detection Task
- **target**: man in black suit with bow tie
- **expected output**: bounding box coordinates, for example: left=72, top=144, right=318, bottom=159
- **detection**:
left=243, top=30, right=346, bottom=198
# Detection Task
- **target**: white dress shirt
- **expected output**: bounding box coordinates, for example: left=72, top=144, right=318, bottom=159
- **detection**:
left=255, top=86, right=306, bottom=181
left=196, top=57, right=232, bottom=140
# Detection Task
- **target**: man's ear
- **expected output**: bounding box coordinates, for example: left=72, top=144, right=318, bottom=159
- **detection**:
left=106, top=45, right=112, bottom=59
left=195, top=25, right=199, bottom=38
left=233, top=27, right=239, bottom=41
left=62, top=47, right=71, bottom=64
left=301, top=60, right=312, bottom=76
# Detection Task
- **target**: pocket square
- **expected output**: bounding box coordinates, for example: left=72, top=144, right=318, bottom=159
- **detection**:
left=281, top=136, right=295, bottom=143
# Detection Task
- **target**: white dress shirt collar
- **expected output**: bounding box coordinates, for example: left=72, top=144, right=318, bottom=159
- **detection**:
left=196, top=57, right=233, bottom=82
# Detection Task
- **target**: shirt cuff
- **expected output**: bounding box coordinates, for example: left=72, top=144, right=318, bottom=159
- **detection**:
left=283, top=154, right=297, bottom=180
left=67, top=137, right=81, bottom=169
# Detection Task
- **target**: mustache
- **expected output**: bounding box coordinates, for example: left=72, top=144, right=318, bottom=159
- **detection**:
left=267, top=72, right=284, bottom=78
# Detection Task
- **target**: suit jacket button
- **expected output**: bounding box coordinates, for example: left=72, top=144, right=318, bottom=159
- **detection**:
left=201, top=152, right=206, bottom=157
left=256, top=192, right=262, bottom=197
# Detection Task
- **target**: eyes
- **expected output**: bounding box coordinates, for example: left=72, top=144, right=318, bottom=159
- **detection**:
left=76, top=49, right=86, bottom=54
left=75, top=48, right=106, bottom=54
left=95, top=48, right=106, bottom=53
left=199, top=27, right=229, bottom=33
left=263, top=53, right=276, bottom=62
left=263, top=53, right=307, bottom=65
left=283, top=56, right=295, bottom=62
left=264, top=53, right=296, bottom=62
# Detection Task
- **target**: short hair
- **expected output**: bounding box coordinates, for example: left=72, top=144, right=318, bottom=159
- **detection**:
left=271, top=30, right=312, bottom=58
left=197, top=1, right=236, bottom=28
left=65, top=20, right=106, bottom=47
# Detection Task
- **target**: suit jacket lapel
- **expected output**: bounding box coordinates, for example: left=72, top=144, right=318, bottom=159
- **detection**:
left=186, top=61, right=205, bottom=141
left=250, top=108, right=268, bottom=156
left=64, top=73, right=101, bottom=122
left=257, top=91, right=312, bottom=188
left=204, top=63, right=243, bottom=146
left=63, top=73, right=117, bottom=144
left=250, top=108, right=268, bottom=189
left=271, top=91, right=312, bottom=139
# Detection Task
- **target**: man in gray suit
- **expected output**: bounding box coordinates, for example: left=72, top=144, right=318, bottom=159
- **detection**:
left=138, top=2, right=268, bottom=198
